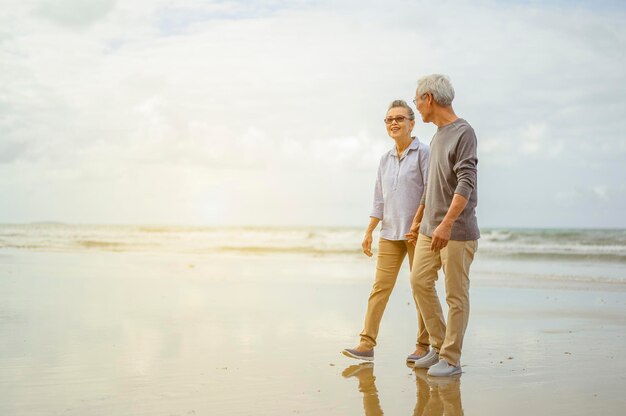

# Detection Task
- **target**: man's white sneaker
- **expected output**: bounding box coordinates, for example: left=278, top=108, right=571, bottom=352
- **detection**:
left=427, top=359, right=462, bottom=377
left=413, top=349, right=439, bottom=368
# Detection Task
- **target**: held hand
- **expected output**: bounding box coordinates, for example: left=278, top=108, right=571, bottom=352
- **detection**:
left=430, top=222, right=452, bottom=252
left=362, top=233, right=373, bottom=257
left=412, top=221, right=421, bottom=243
left=405, top=221, right=420, bottom=245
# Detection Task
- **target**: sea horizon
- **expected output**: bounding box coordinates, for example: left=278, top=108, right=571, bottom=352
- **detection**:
left=3, top=221, right=626, bottom=231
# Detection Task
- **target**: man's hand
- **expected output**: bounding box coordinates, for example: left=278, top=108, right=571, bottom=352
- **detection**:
left=431, top=221, right=452, bottom=251
left=430, top=194, right=468, bottom=251
left=362, top=233, right=373, bottom=257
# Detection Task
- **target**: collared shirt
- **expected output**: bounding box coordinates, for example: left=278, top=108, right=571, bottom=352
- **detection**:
left=370, top=137, right=429, bottom=240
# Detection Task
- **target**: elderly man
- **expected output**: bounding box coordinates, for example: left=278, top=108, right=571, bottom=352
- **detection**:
left=406, top=74, right=479, bottom=377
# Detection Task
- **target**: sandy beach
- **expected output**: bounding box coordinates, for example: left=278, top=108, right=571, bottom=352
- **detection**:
left=1, top=237, right=625, bottom=415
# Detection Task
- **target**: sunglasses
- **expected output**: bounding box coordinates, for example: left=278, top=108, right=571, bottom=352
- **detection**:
left=384, top=116, right=412, bottom=124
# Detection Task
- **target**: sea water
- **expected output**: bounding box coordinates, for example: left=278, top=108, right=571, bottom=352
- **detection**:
left=0, top=223, right=624, bottom=284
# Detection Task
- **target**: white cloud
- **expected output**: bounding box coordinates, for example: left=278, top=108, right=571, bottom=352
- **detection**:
left=518, top=122, right=564, bottom=158
left=592, top=185, right=609, bottom=201
left=1, top=0, right=625, bottom=227
left=35, top=0, right=116, bottom=28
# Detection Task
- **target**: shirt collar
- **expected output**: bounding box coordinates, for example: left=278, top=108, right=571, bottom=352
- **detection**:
left=389, top=136, right=419, bottom=158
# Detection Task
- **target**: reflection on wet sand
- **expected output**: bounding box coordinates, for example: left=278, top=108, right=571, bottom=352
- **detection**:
left=413, top=367, right=463, bottom=416
left=342, top=363, right=383, bottom=416
left=341, top=363, right=463, bottom=416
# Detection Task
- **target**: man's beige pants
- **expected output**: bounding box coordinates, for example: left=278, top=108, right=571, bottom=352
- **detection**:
left=410, top=233, right=477, bottom=367
left=360, top=238, right=429, bottom=350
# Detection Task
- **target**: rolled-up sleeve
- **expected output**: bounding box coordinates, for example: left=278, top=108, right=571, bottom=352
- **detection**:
left=453, top=129, right=478, bottom=199
left=370, top=163, right=384, bottom=219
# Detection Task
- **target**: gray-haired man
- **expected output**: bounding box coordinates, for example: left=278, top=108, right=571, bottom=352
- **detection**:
left=405, top=74, right=479, bottom=377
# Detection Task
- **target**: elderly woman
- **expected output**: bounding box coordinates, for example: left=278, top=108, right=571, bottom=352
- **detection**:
left=342, top=100, right=430, bottom=362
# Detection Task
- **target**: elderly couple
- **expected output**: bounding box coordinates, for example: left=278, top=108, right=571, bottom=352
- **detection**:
left=342, top=74, right=479, bottom=377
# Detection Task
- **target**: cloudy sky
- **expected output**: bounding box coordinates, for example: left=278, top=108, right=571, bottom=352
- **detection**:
left=1, top=0, right=625, bottom=228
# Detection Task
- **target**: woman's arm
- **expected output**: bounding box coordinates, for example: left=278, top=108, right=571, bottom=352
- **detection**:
left=362, top=217, right=380, bottom=257
left=364, top=161, right=384, bottom=257
left=405, top=204, right=424, bottom=245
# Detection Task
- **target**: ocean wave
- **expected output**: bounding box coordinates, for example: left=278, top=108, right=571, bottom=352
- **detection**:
left=0, top=243, right=51, bottom=250
left=75, top=240, right=128, bottom=249
left=481, top=228, right=626, bottom=245
left=137, top=227, right=173, bottom=233
left=476, top=229, right=626, bottom=260
left=477, top=248, right=626, bottom=262
left=217, top=245, right=361, bottom=255
left=0, top=224, right=625, bottom=262
left=474, top=269, right=626, bottom=285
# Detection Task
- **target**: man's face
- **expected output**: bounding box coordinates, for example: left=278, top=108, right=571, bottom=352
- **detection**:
left=414, top=92, right=432, bottom=123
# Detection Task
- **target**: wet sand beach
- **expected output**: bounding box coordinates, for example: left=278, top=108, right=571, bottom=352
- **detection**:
left=1, top=246, right=625, bottom=415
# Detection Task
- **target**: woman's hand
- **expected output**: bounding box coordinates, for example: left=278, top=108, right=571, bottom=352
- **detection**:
left=362, top=233, right=373, bottom=257
left=406, top=204, right=424, bottom=245
left=405, top=220, right=420, bottom=245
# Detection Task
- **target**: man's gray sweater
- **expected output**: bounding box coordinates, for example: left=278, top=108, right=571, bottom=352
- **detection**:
left=419, top=118, right=480, bottom=241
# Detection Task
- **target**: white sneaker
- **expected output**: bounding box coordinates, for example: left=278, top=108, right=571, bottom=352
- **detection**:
left=413, top=349, right=439, bottom=368
left=427, top=359, right=462, bottom=377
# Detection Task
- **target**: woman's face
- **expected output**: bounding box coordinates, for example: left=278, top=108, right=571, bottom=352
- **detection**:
left=385, top=107, right=415, bottom=141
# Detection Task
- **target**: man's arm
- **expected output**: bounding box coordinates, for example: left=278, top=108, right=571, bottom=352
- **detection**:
left=407, top=143, right=430, bottom=245
left=430, top=194, right=468, bottom=251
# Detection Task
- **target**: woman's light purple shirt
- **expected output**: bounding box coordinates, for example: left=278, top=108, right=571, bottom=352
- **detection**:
left=370, top=137, right=429, bottom=241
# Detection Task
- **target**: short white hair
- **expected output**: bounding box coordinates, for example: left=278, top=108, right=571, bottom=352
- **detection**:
left=416, top=74, right=455, bottom=106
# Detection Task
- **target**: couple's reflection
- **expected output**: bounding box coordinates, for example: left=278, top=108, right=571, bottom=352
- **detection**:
left=341, top=363, right=383, bottom=415
left=412, top=367, right=463, bottom=416
left=341, top=363, right=463, bottom=415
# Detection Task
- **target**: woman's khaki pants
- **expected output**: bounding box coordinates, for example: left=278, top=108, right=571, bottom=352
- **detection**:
left=360, top=238, right=429, bottom=350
